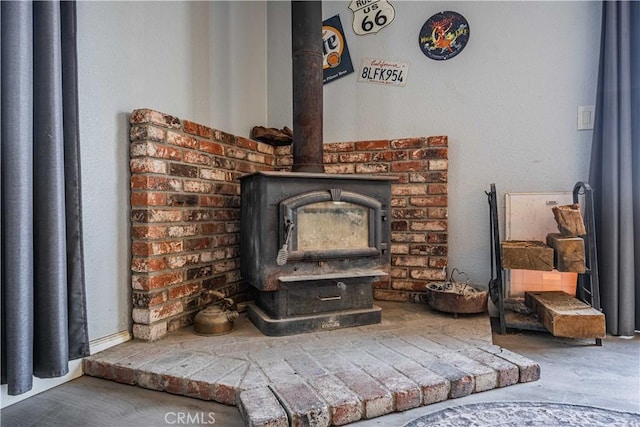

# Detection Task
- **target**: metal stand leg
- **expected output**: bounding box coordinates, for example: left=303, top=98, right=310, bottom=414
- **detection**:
left=573, top=182, right=604, bottom=346
left=487, top=184, right=506, bottom=334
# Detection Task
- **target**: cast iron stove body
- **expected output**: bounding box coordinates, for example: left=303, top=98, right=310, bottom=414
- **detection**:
left=240, top=171, right=393, bottom=336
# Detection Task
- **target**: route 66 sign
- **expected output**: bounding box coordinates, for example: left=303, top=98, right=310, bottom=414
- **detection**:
left=349, top=0, right=396, bottom=35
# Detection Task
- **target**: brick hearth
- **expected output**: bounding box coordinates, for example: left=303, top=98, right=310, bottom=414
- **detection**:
left=129, top=109, right=448, bottom=341
left=84, top=301, right=540, bottom=426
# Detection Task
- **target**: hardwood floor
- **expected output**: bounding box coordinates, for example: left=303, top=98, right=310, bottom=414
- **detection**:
left=1, top=376, right=243, bottom=427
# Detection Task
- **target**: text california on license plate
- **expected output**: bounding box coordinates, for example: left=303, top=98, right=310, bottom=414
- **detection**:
left=358, top=58, right=409, bottom=87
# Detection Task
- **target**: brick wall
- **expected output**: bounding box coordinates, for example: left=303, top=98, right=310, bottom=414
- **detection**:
left=275, top=137, right=449, bottom=303
left=129, top=108, right=448, bottom=340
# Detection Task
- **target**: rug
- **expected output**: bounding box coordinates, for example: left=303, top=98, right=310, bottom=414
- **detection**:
left=403, top=401, right=640, bottom=427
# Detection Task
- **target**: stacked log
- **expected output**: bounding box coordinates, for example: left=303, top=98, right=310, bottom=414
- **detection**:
left=501, top=203, right=587, bottom=272
left=525, top=291, right=605, bottom=338
left=501, top=241, right=554, bottom=271
left=552, top=204, right=587, bottom=236
left=546, top=203, right=587, bottom=272
left=545, top=233, right=586, bottom=273
left=250, top=126, right=293, bottom=146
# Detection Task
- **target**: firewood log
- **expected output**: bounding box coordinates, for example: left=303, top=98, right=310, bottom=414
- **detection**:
left=501, top=240, right=554, bottom=271
left=546, top=233, right=586, bottom=273
left=552, top=204, right=586, bottom=236
left=250, top=126, right=293, bottom=146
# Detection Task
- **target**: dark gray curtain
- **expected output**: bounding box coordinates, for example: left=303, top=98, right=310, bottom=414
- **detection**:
left=589, top=1, right=640, bottom=336
left=1, top=0, right=90, bottom=396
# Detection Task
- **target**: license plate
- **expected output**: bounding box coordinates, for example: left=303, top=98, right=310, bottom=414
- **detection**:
left=357, top=58, right=409, bottom=87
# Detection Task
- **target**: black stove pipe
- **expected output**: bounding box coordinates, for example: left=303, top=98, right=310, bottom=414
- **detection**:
left=291, top=1, right=324, bottom=173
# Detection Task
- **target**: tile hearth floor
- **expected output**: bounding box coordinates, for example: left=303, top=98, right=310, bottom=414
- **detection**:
left=84, top=301, right=540, bottom=426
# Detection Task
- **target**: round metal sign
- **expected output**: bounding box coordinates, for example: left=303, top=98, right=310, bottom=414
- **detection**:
left=419, top=11, right=470, bottom=61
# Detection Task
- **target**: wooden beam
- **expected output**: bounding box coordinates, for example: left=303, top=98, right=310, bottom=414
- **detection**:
left=250, top=126, right=293, bottom=146
left=552, top=204, right=586, bottom=236
left=525, top=291, right=605, bottom=339
left=546, top=233, right=586, bottom=273
left=501, top=240, right=554, bottom=271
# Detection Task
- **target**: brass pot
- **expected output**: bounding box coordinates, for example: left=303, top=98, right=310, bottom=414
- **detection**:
left=193, top=305, right=239, bottom=336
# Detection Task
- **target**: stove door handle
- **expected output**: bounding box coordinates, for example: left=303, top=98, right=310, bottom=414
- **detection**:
left=319, top=296, right=342, bottom=301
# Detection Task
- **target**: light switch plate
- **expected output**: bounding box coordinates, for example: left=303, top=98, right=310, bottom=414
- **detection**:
left=578, top=105, right=595, bottom=130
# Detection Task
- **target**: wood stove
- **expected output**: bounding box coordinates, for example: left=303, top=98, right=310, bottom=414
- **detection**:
left=240, top=171, right=394, bottom=335
left=238, top=2, right=396, bottom=336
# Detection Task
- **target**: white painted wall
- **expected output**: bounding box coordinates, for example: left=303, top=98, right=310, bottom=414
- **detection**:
left=77, top=1, right=267, bottom=340
left=267, top=1, right=601, bottom=287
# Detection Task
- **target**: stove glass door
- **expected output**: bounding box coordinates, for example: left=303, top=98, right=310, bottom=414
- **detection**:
left=297, top=201, right=369, bottom=251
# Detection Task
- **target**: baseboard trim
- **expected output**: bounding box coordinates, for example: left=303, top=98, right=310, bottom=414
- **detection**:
left=89, top=330, right=132, bottom=354
left=1, top=330, right=132, bottom=408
